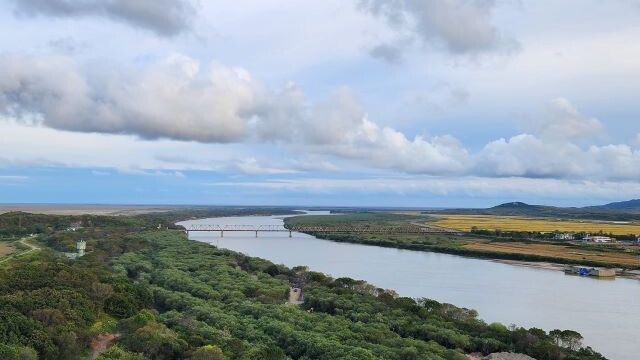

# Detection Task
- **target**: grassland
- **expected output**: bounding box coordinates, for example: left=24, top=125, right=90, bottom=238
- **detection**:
left=433, top=215, right=640, bottom=235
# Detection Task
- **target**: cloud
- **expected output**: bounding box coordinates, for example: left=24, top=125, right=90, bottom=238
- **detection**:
left=476, top=135, right=640, bottom=180
left=537, top=98, right=604, bottom=141
left=0, top=175, right=29, bottom=181
left=369, top=41, right=407, bottom=63
left=1, top=53, right=639, bottom=182
left=472, top=98, right=633, bottom=180
left=118, top=168, right=186, bottom=177
left=0, top=53, right=470, bottom=175
left=207, top=176, right=640, bottom=202
left=255, top=87, right=470, bottom=174
left=11, top=0, right=197, bottom=36
left=0, top=53, right=259, bottom=142
left=357, top=0, right=518, bottom=61
left=48, top=37, right=89, bottom=54
left=476, top=134, right=589, bottom=178
left=234, top=158, right=299, bottom=175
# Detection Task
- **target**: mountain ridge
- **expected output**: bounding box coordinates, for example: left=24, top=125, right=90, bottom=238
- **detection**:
left=428, top=199, right=640, bottom=221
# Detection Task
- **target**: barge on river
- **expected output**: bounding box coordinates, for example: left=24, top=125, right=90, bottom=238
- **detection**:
left=564, top=265, right=616, bottom=278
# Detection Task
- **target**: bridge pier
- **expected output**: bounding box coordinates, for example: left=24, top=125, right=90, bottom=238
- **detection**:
left=255, top=230, right=258, bottom=238
left=220, top=230, right=224, bottom=238
left=289, top=230, right=292, bottom=238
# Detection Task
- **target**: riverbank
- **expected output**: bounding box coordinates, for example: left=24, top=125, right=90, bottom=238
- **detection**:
left=284, top=214, right=639, bottom=272
left=494, top=259, right=640, bottom=281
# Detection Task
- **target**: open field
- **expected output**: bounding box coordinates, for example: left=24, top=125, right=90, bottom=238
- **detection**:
left=433, top=215, right=640, bottom=235
left=464, top=242, right=640, bottom=267
left=0, top=242, right=15, bottom=256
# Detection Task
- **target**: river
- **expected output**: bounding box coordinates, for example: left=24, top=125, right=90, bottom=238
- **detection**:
left=178, top=213, right=639, bottom=360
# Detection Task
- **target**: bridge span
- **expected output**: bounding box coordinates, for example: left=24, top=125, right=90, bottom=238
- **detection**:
left=183, top=224, right=461, bottom=238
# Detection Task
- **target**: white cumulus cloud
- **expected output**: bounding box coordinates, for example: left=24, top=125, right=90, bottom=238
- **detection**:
left=1, top=53, right=639, bottom=182
left=538, top=98, right=604, bottom=141
left=0, top=53, right=261, bottom=142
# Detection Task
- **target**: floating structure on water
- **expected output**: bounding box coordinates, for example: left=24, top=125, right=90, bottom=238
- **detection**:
left=564, top=265, right=616, bottom=278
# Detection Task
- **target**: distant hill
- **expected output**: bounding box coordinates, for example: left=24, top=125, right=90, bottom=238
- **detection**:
left=427, top=200, right=640, bottom=221
left=591, top=199, right=640, bottom=212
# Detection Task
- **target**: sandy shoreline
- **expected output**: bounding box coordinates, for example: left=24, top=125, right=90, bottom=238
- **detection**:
left=494, top=259, right=640, bottom=281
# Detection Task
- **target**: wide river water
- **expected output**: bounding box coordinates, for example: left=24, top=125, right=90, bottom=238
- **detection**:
left=178, top=213, right=639, bottom=360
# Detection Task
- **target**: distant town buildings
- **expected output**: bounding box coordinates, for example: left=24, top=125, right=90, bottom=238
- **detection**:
left=67, top=221, right=83, bottom=232
left=583, top=235, right=614, bottom=243
left=554, top=232, right=574, bottom=241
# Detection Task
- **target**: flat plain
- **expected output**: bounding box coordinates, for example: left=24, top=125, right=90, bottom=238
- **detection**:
left=434, top=215, right=640, bottom=235
left=463, top=242, right=639, bottom=267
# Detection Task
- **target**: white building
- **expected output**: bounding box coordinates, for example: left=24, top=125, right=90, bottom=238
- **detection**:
left=76, top=240, right=86, bottom=257
left=583, top=235, right=614, bottom=243
left=554, top=233, right=574, bottom=240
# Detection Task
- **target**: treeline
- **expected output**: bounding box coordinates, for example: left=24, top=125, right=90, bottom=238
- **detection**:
left=0, top=207, right=299, bottom=237
left=0, top=212, right=148, bottom=237
left=140, top=207, right=300, bottom=229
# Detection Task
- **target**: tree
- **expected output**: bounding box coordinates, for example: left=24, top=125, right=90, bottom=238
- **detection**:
left=96, top=345, right=145, bottom=360
left=104, top=294, right=138, bottom=318
left=549, top=329, right=563, bottom=346
left=0, top=344, right=38, bottom=360
left=191, top=345, right=225, bottom=360
left=561, top=330, right=583, bottom=351
left=121, top=321, right=187, bottom=359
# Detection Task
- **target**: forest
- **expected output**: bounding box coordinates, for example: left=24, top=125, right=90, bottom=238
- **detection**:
left=0, top=210, right=606, bottom=359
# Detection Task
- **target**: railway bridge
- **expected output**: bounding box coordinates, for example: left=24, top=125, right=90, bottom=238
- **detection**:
left=183, top=224, right=461, bottom=238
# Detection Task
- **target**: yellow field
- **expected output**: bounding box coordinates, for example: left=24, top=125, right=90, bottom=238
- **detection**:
left=464, top=242, right=640, bottom=266
left=434, top=215, right=640, bottom=235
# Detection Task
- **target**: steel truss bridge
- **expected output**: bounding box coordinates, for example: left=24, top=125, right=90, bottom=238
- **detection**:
left=184, top=224, right=461, bottom=237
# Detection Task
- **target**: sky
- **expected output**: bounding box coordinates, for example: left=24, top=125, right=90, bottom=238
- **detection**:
left=0, top=0, right=639, bottom=208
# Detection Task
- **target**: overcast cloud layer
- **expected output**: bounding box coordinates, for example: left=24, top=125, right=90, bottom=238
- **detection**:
left=0, top=0, right=639, bottom=206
